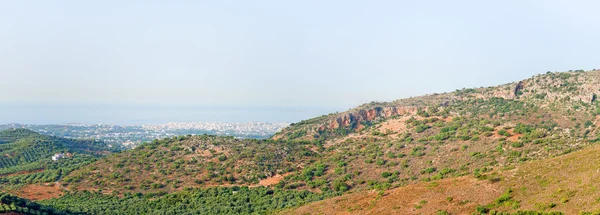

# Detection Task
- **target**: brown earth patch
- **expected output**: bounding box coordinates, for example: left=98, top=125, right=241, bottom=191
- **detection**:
left=257, top=173, right=290, bottom=187
left=377, top=116, right=450, bottom=134
left=12, top=184, right=63, bottom=201
left=0, top=169, right=44, bottom=177
left=377, top=118, right=408, bottom=134
left=491, top=131, right=502, bottom=139
left=506, top=133, right=522, bottom=142
left=506, top=134, right=523, bottom=142
left=271, top=134, right=283, bottom=140
left=286, top=176, right=502, bottom=215
left=492, top=129, right=520, bottom=141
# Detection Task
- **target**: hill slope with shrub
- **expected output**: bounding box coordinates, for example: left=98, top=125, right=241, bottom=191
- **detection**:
left=265, top=69, right=600, bottom=193
left=285, top=142, right=600, bottom=214
left=0, top=129, right=118, bottom=199
left=16, top=69, right=600, bottom=214
left=0, top=192, right=69, bottom=215
left=62, top=135, right=320, bottom=194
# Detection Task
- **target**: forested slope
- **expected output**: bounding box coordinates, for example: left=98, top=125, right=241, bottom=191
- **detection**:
left=0, top=192, right=69, bottom=215
left=0, top=129, right=118, bottom=195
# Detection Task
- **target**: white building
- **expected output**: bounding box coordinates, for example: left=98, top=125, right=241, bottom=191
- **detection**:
left=52, top=153, right=64, bottom=161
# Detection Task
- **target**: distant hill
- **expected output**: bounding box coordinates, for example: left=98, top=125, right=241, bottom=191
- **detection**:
left=276, top=69, right=599, bottom=142
left=0, top=129, right=118, bottom=198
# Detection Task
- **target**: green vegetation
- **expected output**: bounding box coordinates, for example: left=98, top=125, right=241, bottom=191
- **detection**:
left=0, top=192, right=69, bottom=214
left=41, top=187, right=337, bottom=215
left=63, top=135, right=321, bottom=194
left=4, top=70, right=600, bottom=214
left=0, top=129, right=114, bottom=172
left=0, top=129, right=116, bottom=190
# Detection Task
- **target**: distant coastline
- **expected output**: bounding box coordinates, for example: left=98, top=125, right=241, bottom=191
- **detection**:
left=0, top=104, right=342, bottom=125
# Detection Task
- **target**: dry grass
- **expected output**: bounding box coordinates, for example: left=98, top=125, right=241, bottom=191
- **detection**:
left=282, top=144, right=600, bottom=214
left=499, top=144, right=600, bottom=214
left=11, top=183, right=63, bottom=201
left=283, top=176, right=502, bottom=215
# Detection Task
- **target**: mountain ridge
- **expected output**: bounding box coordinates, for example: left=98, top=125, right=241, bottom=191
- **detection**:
left=275, top=69, right=599, bottom=143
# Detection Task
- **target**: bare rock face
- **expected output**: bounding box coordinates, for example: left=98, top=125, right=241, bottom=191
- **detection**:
left=281, top=70, right=600, bottom=141
left=327, top=106, right=416, bottom=131
left=330, top=114, right=354, bottom=129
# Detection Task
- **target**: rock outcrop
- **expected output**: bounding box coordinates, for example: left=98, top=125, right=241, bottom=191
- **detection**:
left=328, top=106, right=417, bottom=130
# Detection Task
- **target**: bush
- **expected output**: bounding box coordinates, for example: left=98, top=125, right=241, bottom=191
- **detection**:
left=498, top=129, right=511, bottom=137
left=511, top=142, right=524, bottom=148
left=381, top=172, right=392, bottom=178
left=421, top=167, right=436, bottom=174
left=332, top=180, right=349, bottom=192
left=514, top=123, right=534, bottom=134
left=415, top=125, right=430, bottom=133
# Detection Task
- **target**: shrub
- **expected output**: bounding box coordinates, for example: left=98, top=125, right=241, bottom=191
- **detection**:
left=415, top=125, right=430, bottom=133
left=381, top=172, right=392, bottom=178
left=498, top=129, right=511, bottom=136
left=421, top=167, right=436, bottom=174
left=332, top=180, right=349, bottom=192
left=511, top=142, right=524, bottom=148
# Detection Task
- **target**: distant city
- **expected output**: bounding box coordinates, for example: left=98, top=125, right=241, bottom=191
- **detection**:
left=0, top=122, right=290, bottom=148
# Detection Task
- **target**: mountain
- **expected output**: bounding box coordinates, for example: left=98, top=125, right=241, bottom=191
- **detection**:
left=276, top=69, right=599, bottom=142
left=8, top=69, right=600, bottom=214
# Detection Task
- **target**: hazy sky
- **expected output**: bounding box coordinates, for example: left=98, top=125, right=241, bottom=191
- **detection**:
left=1, top=0, right=599, bottom=109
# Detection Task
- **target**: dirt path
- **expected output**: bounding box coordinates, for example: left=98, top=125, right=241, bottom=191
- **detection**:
left=54, top=173, right=69, bottom=191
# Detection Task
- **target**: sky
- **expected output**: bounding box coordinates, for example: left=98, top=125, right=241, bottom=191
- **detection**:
left=1, top=1, right=599, bottom=123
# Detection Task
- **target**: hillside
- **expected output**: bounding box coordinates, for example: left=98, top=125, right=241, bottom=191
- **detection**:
left=283, top=176, right=503, bottom=215
left=0, top=192, right=69, bottom=215
left=276, top=70, right=599, bottom=142
left=283, top=143, right=600, bottom=214
left=0, top=129, right=116, bottom=171
left=0, top=129, right=118, bottom=199
left=12, top=69, right=600, bottom=214
left=266, top=70, right=600, bottom=192
left=62, top=135, right=320, bottom=194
